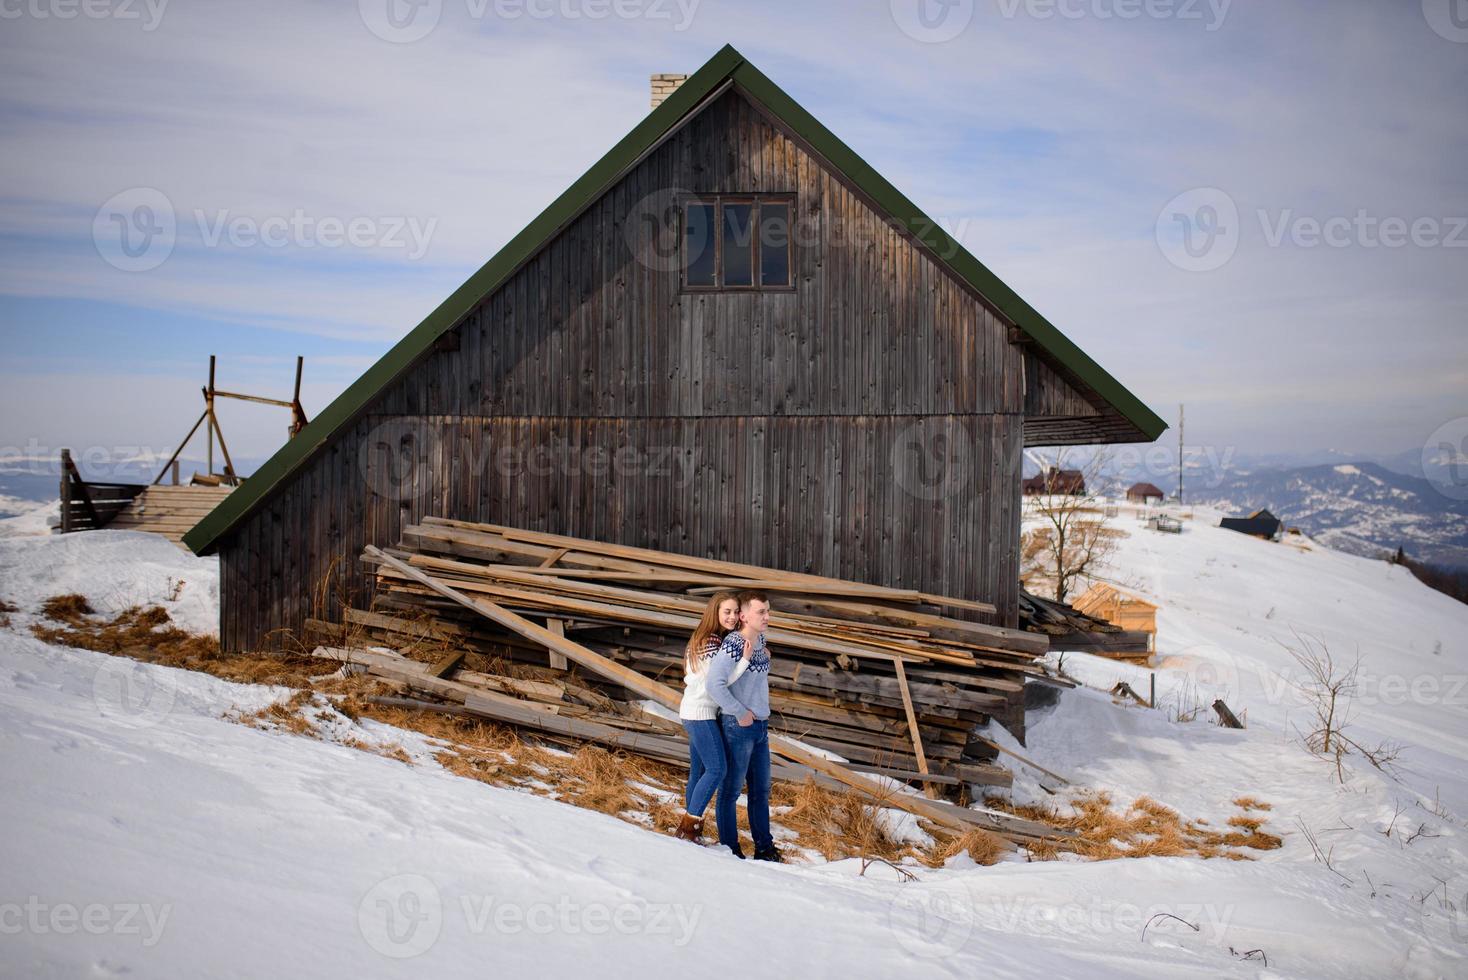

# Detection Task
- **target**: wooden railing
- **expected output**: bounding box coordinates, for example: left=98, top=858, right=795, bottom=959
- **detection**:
left=58, top=449, right=146, bottom=534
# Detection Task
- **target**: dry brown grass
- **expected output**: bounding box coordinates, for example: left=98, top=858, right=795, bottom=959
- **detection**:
left=1233, top=796, right=1273, bottom=811
left=984, top=791, right=1282, bottom=861
left=0, top=597, right=16, bottom=628
left=920, top=828, right=1009, bottom=868
left=30, top=594, right=332, bottom=687
left=40, top=593, right=95, bottom=623
left=22, top=591, right=1281, bottom=868
left=237, top=690, right=318, bottom=736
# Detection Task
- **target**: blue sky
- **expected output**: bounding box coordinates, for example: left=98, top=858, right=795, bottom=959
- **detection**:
left=1, top=0, right=1465, bottom=473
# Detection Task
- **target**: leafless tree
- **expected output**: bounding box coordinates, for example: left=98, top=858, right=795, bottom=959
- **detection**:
left=1022, top=446, right=1120, bottom=603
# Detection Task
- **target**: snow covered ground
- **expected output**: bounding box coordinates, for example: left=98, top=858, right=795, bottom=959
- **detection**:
left=3, top=502, right=1467, bottom=978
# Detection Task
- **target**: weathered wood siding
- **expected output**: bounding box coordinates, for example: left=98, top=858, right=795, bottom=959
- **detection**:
left=217, top=88, right=1092, bottom=652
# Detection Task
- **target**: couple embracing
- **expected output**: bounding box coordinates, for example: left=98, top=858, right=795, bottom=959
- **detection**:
left=675, top=590, right=781, bottom=862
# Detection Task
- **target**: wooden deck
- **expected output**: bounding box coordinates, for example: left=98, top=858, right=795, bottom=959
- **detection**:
left=105, top=485, right=235, bottom=545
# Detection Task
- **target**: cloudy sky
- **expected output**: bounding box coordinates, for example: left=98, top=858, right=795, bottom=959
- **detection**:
left=1, top=0, right=1464, bottom=473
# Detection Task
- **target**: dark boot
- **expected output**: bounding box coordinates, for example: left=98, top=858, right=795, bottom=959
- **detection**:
left=674, top=812, right=703, bottom=843
left=752, top=844, right=783, bottom=863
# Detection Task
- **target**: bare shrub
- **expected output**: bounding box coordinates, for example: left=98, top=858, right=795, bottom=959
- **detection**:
left=1282, top=630, right=1404, bottom=782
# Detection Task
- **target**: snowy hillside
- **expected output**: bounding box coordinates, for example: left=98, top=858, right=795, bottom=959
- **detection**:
left=3, top=504, right=1468, bottom=979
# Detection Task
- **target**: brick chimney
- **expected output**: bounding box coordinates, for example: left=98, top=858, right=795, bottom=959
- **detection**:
left=650, top=73, right=689, bottom=109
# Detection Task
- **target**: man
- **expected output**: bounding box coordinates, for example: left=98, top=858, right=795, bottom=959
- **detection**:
left=705, top=590, right=780, bottom=862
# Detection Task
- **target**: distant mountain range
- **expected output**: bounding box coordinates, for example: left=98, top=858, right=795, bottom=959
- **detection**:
left=1179, top=461, right=1468, bottom=571
left=1028, top=447, right=1468, bottom=573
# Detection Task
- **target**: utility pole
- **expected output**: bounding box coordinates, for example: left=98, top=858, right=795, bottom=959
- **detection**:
left=1177, top=403, right=1185, bottom=504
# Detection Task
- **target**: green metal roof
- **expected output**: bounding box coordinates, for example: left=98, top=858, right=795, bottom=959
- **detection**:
left=184, top=43, right=1167, bottom=556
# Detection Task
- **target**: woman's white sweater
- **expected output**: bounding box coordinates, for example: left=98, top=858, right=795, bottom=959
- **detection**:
left=679, top=635, right=748, bottom=720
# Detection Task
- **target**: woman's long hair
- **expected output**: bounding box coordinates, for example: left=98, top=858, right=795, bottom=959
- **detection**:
left=685, top=590, right=740, bottom=673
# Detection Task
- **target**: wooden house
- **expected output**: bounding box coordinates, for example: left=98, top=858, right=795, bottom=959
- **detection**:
left=1022, top=466, right=1087, bottom=497
left=183, top=45, right=1166, bottom=659
left=1125, top=481, right=1165, bottom=505
left=1220, top=508, right=1284, bottom=540
left=1071, top=582, right=1158, bottom=659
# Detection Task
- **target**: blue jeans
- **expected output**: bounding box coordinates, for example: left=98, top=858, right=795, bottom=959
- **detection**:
left=682, top=719, right=727, bottom=816
left=715, top=715, right=772, bottom=853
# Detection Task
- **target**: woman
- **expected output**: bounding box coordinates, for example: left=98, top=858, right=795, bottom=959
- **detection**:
left=675, top=590, right=747, bottom=843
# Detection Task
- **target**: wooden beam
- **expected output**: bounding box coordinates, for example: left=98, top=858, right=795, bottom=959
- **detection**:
left=545, top=618, right=569, bottom=671
left=890, top=657, right=936, bottom=798
left=428, top=651, right=465, bottom=678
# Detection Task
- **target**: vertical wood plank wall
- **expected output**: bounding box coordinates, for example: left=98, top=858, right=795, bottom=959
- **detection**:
left=218, top=89, right=1089, bottom=652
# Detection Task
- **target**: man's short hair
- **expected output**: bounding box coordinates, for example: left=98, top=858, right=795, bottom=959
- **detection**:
left=736, top=589, right=769, bottom=609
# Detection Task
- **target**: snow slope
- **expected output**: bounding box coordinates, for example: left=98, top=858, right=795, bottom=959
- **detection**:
left=3, top=506, right=1468, bottom=978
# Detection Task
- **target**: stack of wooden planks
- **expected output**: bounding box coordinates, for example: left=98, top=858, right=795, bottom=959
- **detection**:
left=1020, top=587, right=1153, bottom=660
left=331, top=518, right=1054, bottom=796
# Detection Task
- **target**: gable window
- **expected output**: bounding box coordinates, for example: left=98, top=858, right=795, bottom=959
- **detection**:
left=683, top=195, right=794, bottom=291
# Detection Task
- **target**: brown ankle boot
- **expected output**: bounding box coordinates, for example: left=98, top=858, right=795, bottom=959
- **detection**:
left=675, top=812, right=703, bottom=843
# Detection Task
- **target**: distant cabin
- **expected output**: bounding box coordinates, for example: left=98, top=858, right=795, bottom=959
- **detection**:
left=181, top=45, right=1166, bottom=657
left=1125, top=482, right=1165, bottom=505
left=1220, top=508, right=1284, bottom=540
left=1071, top=582, right=1158, bottom=659
left=1022, top=466, right=1087, bottom=497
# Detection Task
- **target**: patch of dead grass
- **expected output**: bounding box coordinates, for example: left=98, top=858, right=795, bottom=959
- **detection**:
left=984, top=791, right=1282, bottom=861
left=40, top=593, right=94, bottom=623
